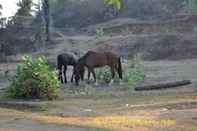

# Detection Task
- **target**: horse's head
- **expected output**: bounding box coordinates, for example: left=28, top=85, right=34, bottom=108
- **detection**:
left=73, top=63, right=85, bottom=86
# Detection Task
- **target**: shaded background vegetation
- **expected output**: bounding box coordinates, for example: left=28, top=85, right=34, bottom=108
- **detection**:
left=50, top=0, right=185, bottom=28
left=0, top=0, right=197, bottom=60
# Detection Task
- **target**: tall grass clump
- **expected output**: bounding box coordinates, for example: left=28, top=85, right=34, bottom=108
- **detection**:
left=96, top=67, right=112, bottom=83
left=7, top=55, right=60, bottom=100
left=122, top=54, right=145, bottom=85
left=95, top=28, right=104, bottom=42
left=96, top=54, right=145, bottom=85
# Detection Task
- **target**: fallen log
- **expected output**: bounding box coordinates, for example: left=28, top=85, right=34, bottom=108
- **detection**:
left=135, top=80, right=192, bottom=91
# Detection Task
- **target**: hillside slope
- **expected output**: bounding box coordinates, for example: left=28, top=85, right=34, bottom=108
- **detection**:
left=1, top=14, right=197, bottom=62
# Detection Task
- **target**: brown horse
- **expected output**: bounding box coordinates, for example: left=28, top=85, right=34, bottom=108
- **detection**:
left=73, top=51, right=122, bottom=85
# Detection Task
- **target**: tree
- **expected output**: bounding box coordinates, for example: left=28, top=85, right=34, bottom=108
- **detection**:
left=0, top=4, right=2, bottom=16
left=16, top=0, right=33, bottom=16
left=42, top=0, right=51, bottom=42
left=104, top=0, right=122, bottom=10
left=0, top=4, right=4, bottom=28
left=32, top=0, right=46, bottom=50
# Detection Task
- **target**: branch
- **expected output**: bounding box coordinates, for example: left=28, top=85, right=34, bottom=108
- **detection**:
left=135, top=80, right=192, bottom=91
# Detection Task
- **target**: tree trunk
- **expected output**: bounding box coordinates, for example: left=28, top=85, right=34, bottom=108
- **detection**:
left=43, top=0, right=51, bottom=43
left=135, top=80, right=192, bottom=91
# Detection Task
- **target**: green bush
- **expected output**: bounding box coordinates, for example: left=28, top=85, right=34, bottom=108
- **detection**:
left=95, top=28, right=104, bottom=41
left=7, top=56, right=60, bottom=100
left=96, top=67, right=112, bottom=83
left=122, top=66, right=145, bottom=85
left=122, top=54, right=145, bottom=85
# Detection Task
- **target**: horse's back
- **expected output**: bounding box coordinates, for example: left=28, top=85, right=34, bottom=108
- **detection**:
left=104, top=52, right=120, bottom=62
left=82, top=51, right=119, bottom=67
left=57, top=53, right=77, bottom=66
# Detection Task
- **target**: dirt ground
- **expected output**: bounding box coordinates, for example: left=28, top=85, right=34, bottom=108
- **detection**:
left=0, top=58, right=197, bottom=131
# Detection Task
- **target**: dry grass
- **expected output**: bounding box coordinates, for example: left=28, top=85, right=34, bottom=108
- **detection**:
left=1, top=91, right=197, bottom=131
left=1, top=105, right=197, bottom=131
left=0, top=108, right=174, bottom=131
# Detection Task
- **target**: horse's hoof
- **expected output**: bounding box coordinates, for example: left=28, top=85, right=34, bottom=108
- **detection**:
left=109, top=79, right=114, bottom=86
left=94, top=82, right=98, bottom=86
left=119, top=82, right=124, bottom=86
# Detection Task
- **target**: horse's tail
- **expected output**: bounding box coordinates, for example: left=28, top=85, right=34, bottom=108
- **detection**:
left=117, top=57, right=122, bottom=79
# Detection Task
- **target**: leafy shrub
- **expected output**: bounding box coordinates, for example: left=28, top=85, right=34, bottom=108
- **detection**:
left=96, top=67, right=112, bottom=83
left=95, top=28, right=104, bottom=41
left=122, top=65, right=145, bottom=85
left=7, top=56, right=60, bottom=100
left=122, top=54, right=145, bottom=85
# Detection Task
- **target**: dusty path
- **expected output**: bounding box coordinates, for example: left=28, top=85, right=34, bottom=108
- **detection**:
left=0, top=108, right=103, bottom=131
left=0, top=99, right=197, bottom=131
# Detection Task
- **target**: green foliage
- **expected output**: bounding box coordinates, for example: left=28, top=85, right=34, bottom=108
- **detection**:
left=16, top=0, right=33, bottom=16
left=185, top=0, right=197, bottom=13
left=95, top=28, right=104, bottom=41
left=122, top=56, right=145, bottom=85
left=96, top=67, right=112, bottom=83
left=122, top=65, right=145, bottom=85
left=7, top=56, right=60, bottom=100
left=104, top=0, right=122, bottom=10
left=0, top=4, right=2, bottom=16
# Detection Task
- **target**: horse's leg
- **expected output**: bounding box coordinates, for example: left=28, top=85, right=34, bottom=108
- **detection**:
left=87, top=68, right=91, bottom=84
left=115, top=63, right=121, bottom=79
left=57, top=58, right=63, bottom=83
left=114, top=64, right=119, bottom=79
left=92, top=69, right=98, bottom=86
left=58, top=68, right=63, bottom=84
left=115, top=63, right=123, bottom=85
left=71, top=72, right=74, bottom=83
left=58, top=69, right=63, bottom=84
left=109, top=66, right=115, bottom=86
left=63, top=66, right=67, bottom=83
left=80, top=71, right=84, bottom=81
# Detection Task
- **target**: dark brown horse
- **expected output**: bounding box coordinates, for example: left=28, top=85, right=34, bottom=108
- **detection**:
left=73, top=51, right=122, bottom=85
left=57, top=53, right=77, bottom=84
